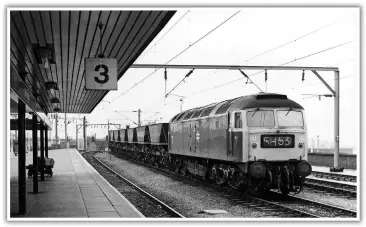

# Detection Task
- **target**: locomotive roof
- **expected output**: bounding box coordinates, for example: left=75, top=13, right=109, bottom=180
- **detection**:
left=170, top=93, right=304, bottom=122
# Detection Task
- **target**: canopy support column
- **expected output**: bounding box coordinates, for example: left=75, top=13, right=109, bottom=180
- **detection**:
left=18, top=99, right=26, bottom=214
left=45, top=127, right=48, bottom=158
left=83, top=116, right=87, bottom=152
left=32, top=113, right=38, bottom=193
left=40, top=125, right=45, bottom=181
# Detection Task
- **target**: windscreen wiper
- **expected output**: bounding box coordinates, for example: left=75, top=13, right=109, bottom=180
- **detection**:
left=252, top=108, right=261, bottom=116
left=285, top=108, right=293, bottom=116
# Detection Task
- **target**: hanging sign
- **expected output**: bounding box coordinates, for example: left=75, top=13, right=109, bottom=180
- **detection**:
left=85, top=58, right=118, bottom=90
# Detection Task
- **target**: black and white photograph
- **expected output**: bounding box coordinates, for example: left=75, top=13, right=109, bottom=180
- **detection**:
left=3, top=1, right=362, bottom=223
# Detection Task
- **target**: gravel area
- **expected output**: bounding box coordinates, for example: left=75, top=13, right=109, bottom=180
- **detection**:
left=294, top=189, right=357, bottom=211
left=90, top=151, right=357, bottom=218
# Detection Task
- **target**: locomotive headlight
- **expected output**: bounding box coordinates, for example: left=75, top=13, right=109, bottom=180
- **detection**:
left=296, top=161, right=312, bottom=177
left=252, top=143, right=257, bottom=149
left=250, top=162, right=266, bottom=178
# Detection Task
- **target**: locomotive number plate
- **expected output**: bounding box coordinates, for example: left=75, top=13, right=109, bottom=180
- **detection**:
left=261, top=134, right=295, bottom=148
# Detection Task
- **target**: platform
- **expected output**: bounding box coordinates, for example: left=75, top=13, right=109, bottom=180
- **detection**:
left=312, top=165, right=357, bottom=176
left=9, top=148, right=144, bottom=219
left=307, top=175, right=357, bottom=186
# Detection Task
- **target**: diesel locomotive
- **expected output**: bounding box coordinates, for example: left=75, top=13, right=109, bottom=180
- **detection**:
left=108, top=93, right=312, bottom=195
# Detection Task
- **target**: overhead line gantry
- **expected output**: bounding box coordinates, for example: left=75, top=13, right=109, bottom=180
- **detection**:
left=130, top=63, right=342, bottom=172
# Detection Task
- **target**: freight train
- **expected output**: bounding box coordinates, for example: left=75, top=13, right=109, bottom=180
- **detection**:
left=108, top=93, right=312, bottom=195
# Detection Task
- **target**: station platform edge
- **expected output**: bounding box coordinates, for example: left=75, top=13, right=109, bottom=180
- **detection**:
left=9, top=148, right=144, bottom=219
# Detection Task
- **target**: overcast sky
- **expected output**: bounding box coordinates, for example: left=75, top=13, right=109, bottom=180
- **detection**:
left=48, top=8, right=359, bottom=149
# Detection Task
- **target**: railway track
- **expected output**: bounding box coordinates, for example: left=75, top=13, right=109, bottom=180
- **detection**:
left=311, top=171, right=357, bottom=182
left=263, top=191, right=357, bottom=218
left=304, top=177, right=357, bottom=198
left=215, top=185, right=356, bottom=218
left=106, top=150, right=357, bottom=218
left=216, top=187, right=320, bottom=218
left=87, top=152, right=185, bottom=218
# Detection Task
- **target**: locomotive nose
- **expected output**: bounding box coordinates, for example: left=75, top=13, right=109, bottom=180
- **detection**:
left=296, top=161, right=312, bottom=177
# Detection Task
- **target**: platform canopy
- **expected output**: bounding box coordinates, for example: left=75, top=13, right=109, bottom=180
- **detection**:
left=10, top=10, right=175, bottom=114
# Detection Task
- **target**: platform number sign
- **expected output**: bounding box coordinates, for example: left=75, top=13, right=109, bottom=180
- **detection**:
left=85, top=58, right=117, bottom=90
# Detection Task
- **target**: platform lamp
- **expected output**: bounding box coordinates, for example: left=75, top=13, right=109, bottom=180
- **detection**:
left=53, top=107, right=61, bottom=149
left=45, top=82, right=59, bottom=97
left=34, top=44, right=56, bottom=69
left=51, top=97, right=61, bottom=113
left=51, top=97, right=60, bottom=105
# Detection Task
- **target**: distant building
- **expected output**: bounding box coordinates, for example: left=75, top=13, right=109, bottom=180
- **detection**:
left=309, top=148, right=354, bottom=155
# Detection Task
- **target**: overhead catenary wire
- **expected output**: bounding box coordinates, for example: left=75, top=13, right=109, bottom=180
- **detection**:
left=114, top=111, right=138, bottom=126
left=119, top=23, right=351, bottom=116
left=147, top=22, right=339, bottom=103
left=141, top=112, right=160, bottom=122
left=196, top=22, right=336, bottom=81
left=116, top=13, right=331, bottom=112
left=238, top=69, right=263, bottom=92
left=286, top=74, right=354, bottom=94
left=148, top=74, right=354, bottom=117
left=138, top=11, right=190, bottom=60
left=192, top=40, right=353, bottom=96
left=165, top=69, right=194, bottom=97
left=244, top=22, right=336, bottom=63
left=111, top=10, right=241, bottom=103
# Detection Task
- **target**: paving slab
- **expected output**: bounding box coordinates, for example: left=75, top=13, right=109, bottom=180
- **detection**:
left=10, top=148, right=144, bottom=219
left=88, top=211, right=121, bottom=218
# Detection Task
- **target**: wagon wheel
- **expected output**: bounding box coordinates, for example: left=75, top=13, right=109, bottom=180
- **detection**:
left=280, top=186, right=290, bottom=195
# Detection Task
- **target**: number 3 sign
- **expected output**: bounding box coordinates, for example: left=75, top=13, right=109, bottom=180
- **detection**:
left=85, top=58, right=118, bottom=90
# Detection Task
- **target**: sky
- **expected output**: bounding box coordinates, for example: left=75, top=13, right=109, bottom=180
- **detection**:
left=36, top=8, right=359, bottom=150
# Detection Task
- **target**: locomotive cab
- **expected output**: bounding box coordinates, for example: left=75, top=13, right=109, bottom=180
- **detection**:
left=226, top=94, right=311, bottom=194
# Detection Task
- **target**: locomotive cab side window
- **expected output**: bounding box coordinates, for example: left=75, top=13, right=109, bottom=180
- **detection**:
left=247, top=110, right=274, bottom=127
left=234, top=112, right=242, bottom=128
